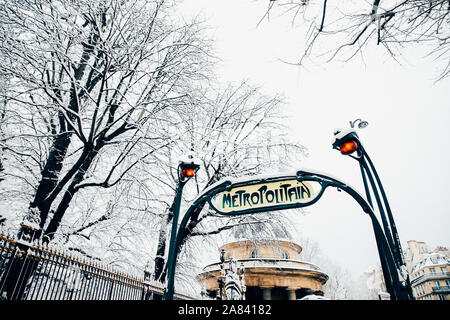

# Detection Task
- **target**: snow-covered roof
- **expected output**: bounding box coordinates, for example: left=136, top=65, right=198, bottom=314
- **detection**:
left=412, top=252, right=450, bottom=273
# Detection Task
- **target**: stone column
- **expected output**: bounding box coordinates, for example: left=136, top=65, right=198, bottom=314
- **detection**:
left=287, top=288, right=297, bottom=300
left=261, top=287, right=272, bottom=300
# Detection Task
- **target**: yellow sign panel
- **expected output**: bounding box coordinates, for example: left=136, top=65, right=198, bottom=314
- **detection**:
left=212, top=179, right=315, bottom=213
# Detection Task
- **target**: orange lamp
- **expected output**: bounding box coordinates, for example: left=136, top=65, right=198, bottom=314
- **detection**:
left=181, top=168, right=196, bottom=177
left=340, top=140, right=358, bottom=155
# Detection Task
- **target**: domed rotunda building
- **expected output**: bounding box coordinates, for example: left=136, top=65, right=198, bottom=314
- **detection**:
left=197, top=239, right=328, bottom=300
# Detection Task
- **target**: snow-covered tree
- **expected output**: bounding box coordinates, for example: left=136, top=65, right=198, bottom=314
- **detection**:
left=0, top=0, right=213, bottom=241
left=151, top=80, right=306, bottom=283
left=259, top=0, right=450, bottom=81
left=0, top=0, right=307, bottom=297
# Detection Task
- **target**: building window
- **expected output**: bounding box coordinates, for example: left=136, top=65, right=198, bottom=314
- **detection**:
left=429, top=267, right=435, bottom=274
left=434, top=280, right=440, bottom=288
left=282, top=251, right=289, bottom=259
left=251, top=250, right=258, bottom=258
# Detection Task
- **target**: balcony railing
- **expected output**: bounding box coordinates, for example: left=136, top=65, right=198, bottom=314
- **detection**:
left=411, top=272, right=449, bottom=285
left=432, top=286, right=450, bottom=293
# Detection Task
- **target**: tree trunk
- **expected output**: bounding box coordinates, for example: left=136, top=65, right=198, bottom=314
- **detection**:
left=153, top=202, right=176, bottom=282
left=43, top=142, right=103, bottom=242
left=153, top=220, right=169, bottom=283
left=29, top=124, right=73, bottom=230
left=153, top=199, right=207, bottom=284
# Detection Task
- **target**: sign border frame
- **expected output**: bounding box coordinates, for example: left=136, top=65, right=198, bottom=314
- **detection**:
left=206, top=174, right=328, bottom=216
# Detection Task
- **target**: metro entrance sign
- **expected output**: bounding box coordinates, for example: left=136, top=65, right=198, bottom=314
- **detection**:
left=163, top=169, right=411, bottom=300
left=210, top=178, right=317, bottom=215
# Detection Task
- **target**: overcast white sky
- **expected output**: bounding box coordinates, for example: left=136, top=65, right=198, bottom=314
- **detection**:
left=180, top=0, right=450, bottom=277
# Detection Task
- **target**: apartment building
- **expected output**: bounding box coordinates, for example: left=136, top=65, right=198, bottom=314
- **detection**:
left=406, top=240, right=450, bottom=300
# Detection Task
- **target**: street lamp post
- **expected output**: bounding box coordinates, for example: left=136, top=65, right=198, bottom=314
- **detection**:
left=163, top=155, right=200, bottom=300
left=332, top=120, right=414, bottom=300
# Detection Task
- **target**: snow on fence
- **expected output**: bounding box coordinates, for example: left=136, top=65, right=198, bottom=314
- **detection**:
left=0, top=230, right=192, bottom=300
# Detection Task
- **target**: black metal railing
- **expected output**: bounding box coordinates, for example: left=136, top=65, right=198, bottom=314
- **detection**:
left=0, top=230, right=193, bottom=300
left=410, top=271, right=450, bottom=286
left=432, top=285, right=450, bottom=294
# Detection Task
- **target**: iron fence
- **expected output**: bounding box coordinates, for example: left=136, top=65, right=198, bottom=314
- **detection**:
left=0, top=230, right=193, bottom=300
